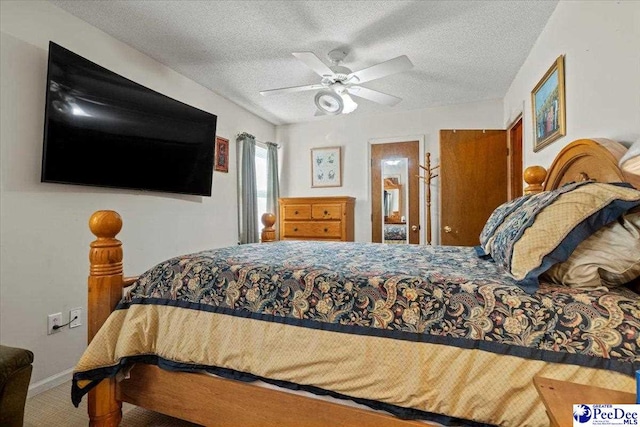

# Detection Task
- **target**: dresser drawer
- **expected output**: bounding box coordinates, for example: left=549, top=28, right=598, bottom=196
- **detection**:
left=282, top=221, right=342, bottom=239
left=311, top=204, right=342, bottom=220
left=283, top=204, right=311, bottom=220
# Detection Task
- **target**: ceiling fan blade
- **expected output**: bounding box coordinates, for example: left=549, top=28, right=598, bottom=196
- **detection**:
left=348, top=55, right=413, bottom=84
left=292, top=52, right=335, bottom=78
left=347, top=86, right=402, bottom=106
left=260, top=83, right=325, bottom=96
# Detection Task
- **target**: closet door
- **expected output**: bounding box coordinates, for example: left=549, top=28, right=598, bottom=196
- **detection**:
left=440, top=130, right=507, bottom=246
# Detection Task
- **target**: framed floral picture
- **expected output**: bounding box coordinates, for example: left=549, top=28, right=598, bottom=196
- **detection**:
left=531, top=55, right=566, bottom=152
left=214, top=136, right=229, bottom=173
left=311, top=146, right=342, bottom=187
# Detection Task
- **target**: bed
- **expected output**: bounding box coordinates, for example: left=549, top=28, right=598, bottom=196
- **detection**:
left=75, top=138, right=640, bottom=427
left=384, top=223, right=408, bottom=243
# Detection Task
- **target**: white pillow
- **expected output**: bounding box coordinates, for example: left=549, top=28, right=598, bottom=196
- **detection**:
left=542, top=210, right=640, bottom=290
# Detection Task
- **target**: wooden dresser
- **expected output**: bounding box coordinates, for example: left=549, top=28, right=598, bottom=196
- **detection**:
left=279, top=196, right=355, bottom=242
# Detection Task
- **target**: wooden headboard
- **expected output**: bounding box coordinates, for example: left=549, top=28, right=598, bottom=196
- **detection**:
left=525, top=138, right=636, bottom=193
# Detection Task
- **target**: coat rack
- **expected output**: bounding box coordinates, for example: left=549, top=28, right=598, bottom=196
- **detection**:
left=418, top=153, right=439, bottom=245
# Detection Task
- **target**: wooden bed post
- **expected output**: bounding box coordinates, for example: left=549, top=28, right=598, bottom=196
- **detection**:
left=261, top=212, right=276, bottom=242
left=523, top=166, right=547, bottom=195
left=88, top=211, right=124, bottom=427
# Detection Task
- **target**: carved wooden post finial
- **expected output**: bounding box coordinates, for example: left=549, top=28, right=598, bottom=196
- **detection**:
left=261, top=213, right=277, bottom=243
left=89, top=211, right=123, bottom=277
left=89, top=210, right=122, bottom=239
left=523, top=166, right=547, bottom=195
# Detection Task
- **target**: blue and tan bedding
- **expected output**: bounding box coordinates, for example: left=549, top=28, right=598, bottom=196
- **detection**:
left=478, top=181, right=640, bottom=292
left=73, top=241, right=639, bottom=426
left=384, top=223, right=407, bottom=243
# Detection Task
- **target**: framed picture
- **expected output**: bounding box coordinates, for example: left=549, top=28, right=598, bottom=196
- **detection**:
left=214, top=136, right=229, bottom=173
left=531, top=55, right=566, bottom=152
left=311, top=146, right=342, bottom=187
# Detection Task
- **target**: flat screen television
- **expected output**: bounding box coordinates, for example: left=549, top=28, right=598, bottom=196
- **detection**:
left=41, top=42, right=217, bottom=196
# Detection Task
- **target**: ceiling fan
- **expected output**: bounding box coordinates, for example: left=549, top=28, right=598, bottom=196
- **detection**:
left=260, top=49, right=413, bottom=116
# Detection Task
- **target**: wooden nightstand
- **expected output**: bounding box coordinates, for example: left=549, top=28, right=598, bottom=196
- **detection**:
left=534, top=376, right=636, bottom=427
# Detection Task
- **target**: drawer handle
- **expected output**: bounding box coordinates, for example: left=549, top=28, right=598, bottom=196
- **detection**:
left=324, top=210, right=328, bottom=215
left=293, top=227, right=298, bottom=232
left=294, top=210, right=299, bottom=215
left=324, top=228, right=328, bottom=232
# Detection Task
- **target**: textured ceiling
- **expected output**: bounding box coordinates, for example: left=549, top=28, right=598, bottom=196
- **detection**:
left=51, top=0, right=558, bottom=125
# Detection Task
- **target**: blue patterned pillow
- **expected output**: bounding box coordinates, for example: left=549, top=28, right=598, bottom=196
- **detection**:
left=486, top=182, right=640, bottom=293
left=477, top=194, right=532, bottom=256
left=488, top=182, right=588, bottom=265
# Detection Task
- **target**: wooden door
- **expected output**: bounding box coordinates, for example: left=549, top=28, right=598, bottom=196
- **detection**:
left=440, top=130, right=507, bottom=246
left=508, top=117, right=524, bottom=200
left=371, top=141, right=420, bottom=244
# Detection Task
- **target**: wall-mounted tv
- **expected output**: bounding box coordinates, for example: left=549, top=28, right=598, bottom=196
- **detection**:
left=41, top=42, right=217, bottom=196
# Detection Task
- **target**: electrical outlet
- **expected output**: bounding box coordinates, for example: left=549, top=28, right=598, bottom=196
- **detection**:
left=48, top=312, right=62, bottom=335
left=69, top=308, right=82, bottom=328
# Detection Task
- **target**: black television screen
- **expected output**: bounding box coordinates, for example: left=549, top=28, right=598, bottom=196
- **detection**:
left=42, top=42, right=217, bottom=196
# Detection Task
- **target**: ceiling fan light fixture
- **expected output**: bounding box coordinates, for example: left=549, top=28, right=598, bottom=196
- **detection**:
left=340, top=93, right=358, bottom=114
left=314, top=90, right=343, bottom=115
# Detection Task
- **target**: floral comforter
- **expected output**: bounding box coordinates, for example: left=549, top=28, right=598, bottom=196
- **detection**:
left=384, top=223, right=407, bottom=241
left=126, top=241, right=638, bottom=373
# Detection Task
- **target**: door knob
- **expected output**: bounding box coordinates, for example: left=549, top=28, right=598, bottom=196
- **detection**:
left=411, top=225, right=419, bottom=232
left=444, top=226, right=452, bottom=233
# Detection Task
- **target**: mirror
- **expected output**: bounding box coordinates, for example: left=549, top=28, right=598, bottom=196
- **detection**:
left=382, top=158, right=408, bottom=243
left=384, top=186, right=400, bottom=218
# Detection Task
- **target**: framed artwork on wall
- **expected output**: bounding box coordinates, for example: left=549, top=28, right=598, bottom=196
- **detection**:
left=214, top=136, right=229, bottom=173
left=311, top=146, right=342, bottom=187
left=531, top=55, right=566, bottom=152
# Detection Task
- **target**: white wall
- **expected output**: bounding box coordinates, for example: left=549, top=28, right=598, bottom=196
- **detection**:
left=504, top=0, right=640, bottom=169
left=276, top=99, right=503, bottom=243
left=0, top=1, right=275, bottom=389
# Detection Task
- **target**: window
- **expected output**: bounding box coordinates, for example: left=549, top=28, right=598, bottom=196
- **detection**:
left=255, top=143, right=268, bottom=232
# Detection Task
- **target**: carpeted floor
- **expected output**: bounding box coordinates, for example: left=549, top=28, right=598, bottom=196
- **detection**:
left=24, top=380, right=201, bottom=426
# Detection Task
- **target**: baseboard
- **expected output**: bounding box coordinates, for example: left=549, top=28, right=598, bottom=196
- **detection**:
left=28, top=367, right=74, bottom=398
